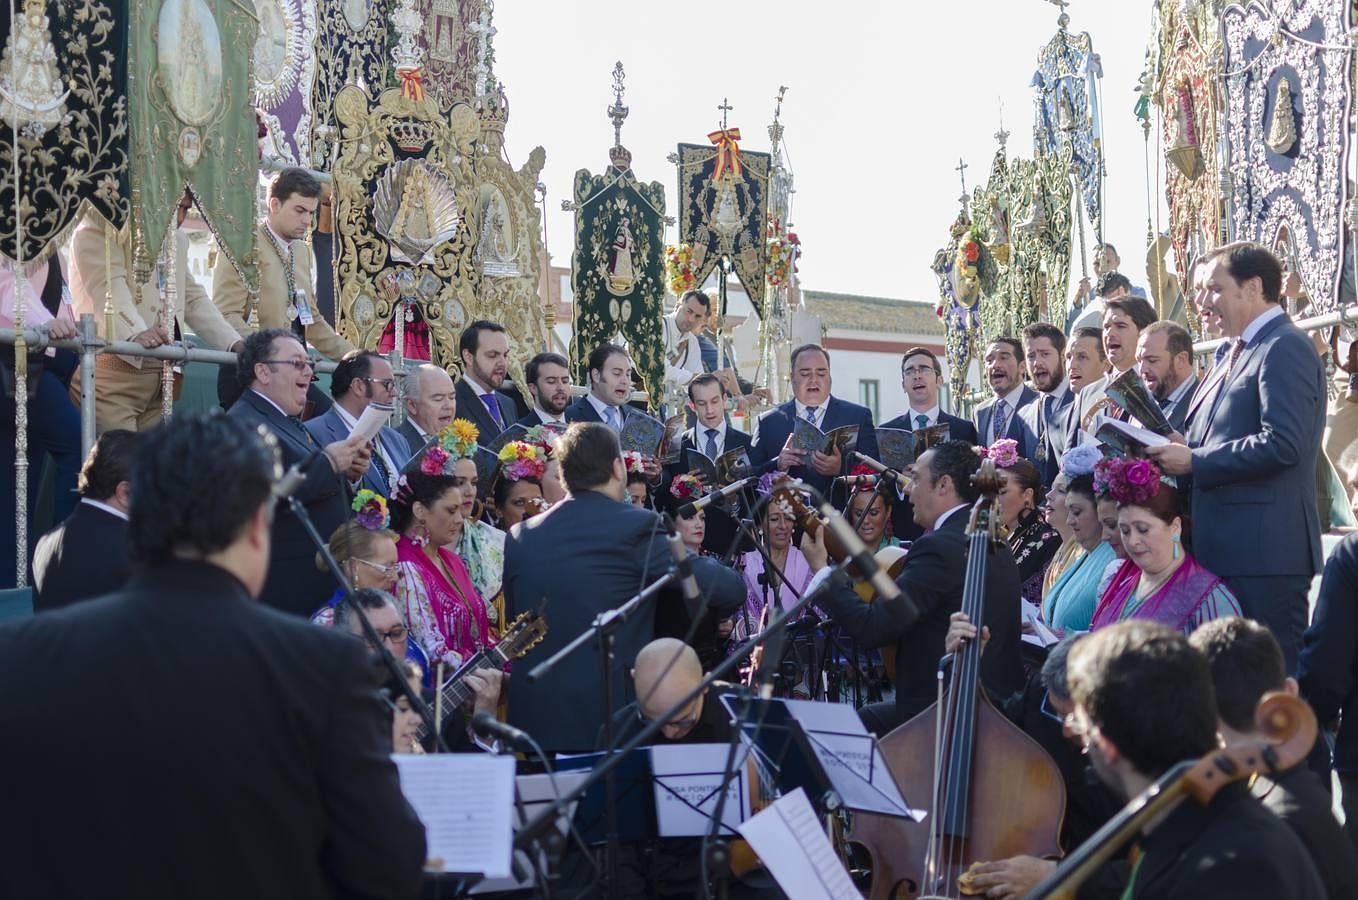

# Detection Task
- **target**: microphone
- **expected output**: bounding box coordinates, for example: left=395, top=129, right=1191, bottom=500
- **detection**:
left=471, top=711, right=536, bottom=754
left=664, top=515, right=701, bottom=605
left=272, top=450, right=323, bottom=500
left=676, top=476, right=755, bottom=517
left=839, top=474, right=879, bottom=488
left=851, top=452, right=911, bottom=489
left=817, top=501, right=917, bottom=628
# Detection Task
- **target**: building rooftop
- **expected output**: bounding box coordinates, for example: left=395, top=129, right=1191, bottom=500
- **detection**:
left=800, top=289, right=944, bottom=336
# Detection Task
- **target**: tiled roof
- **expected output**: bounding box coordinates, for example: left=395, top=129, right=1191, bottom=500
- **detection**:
left=800, top=290, right=943, bottom=336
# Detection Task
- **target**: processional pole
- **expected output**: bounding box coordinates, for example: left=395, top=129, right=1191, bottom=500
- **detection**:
left=8, top=0, right=28, bottom=587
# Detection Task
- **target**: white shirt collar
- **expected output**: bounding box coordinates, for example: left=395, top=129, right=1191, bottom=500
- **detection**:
left=331, top=403, right=360, bottom=431
left=696, top=419, right=727, bottom=445
left=1240, top=305, right=1286, bottom=345
left=586, top=392, right=621, bottom=420
left=81, top=497, right=129, bottom=522
left=993, top=383, right=1025, bottom=408
left=934, top=503, right=968, bottom=532
left=1165, top=373, right=1197, bottom=407
left=795, top=398, right=829, bottom=422
left=250, top=388, right=294, bottom=419
left=461, top=373, right=491, bottom=397
left=534, top=406, right=566, bottom=425
left=407, top=418, right=429, bottom=438
left=906, top=404, right=940, bottom=425
left=1045, top=378, right=1069, bottom=402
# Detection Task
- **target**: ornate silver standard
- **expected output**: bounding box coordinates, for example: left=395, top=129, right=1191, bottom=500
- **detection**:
left=160, top=224, right=177, bottom=421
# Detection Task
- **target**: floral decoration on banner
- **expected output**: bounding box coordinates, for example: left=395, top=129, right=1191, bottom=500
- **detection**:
left=979, top=438, right=1020, bottom=469
left=766, top=215, right=801, bottom=288
left=622, top=450, right=648, bottom=474
left=1094, top=456, right=1163, bottom=506
left=497, top=441, right=548, bottom=482
left=664, top=243, right=699, bottom=296
left=1059, top=445, right=1103, bottom=478
left=670, top=473, right=706, bottom=501
left=351, top=489, right=390, bottom=530
left=955, top=228, right=984, bottom=282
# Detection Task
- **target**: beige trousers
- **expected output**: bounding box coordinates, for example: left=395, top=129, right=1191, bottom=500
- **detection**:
left=70, top=356, right=179, bottom=433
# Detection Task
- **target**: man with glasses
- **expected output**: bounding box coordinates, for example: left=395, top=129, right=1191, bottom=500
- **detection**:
left=228, top=328, right=369, bottom=614
left=306, top=351, right=410, bottom=498
left=332, top=587, right=431, bottom=682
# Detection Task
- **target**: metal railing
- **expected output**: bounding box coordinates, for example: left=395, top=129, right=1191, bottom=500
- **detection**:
left=1191, top=304, right=1358, bottom=355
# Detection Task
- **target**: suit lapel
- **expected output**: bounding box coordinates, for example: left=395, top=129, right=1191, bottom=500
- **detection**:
left=245, top=391, right=314, bottom=456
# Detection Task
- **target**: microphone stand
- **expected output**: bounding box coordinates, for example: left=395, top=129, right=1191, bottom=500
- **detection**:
left=285, top=493, right=450, bottom=753
left=526, top=568, right=680, bottom=900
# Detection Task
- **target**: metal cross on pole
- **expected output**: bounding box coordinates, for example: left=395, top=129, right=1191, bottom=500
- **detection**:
left=718, top=97, right=733, bottom=129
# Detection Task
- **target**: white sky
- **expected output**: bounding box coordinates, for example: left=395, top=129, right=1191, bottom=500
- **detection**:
left=493, top=0, right=1167, bottom=306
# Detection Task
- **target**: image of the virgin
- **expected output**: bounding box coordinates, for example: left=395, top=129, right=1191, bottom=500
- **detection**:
left=607, top=216, right=635, bottom=291
left=341, top=0, right=369, bottom=31
left=158, top=0, right=224, bottom=127
left=253, top=0, right=288, bottom=86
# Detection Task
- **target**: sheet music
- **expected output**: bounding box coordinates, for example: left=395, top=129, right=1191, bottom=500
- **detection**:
left=1021, top=599, right=1062, bottom=648
left=470, top=771, right=588, bottom=894
left=350, top=401, right=394, bottom=446
left=392, top=754, right=515, bottom=877
left=650, top=743, right=751, bottom=837
left=736, top=788, right=857, bottom=900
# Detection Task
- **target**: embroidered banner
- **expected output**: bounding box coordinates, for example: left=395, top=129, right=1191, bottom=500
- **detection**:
left=675, top=140, right=769, bottom=317
left=253, top=0, right=317, bottom=167
left=311, top=0, right=393, bottom=171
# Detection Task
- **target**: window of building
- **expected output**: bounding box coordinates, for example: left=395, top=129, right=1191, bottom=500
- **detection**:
left=859, top=379, right=880, bottom=422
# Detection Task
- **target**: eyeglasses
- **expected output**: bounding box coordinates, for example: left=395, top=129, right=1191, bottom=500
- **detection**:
left=260, top=358, right=317, bottom=372
left=363, top=376, right=397, bottom=391
left=902, top=365, right=940, bottom=378
left=637, top=708, right=702, bottom=732
left=353, top=557, right=400, bottom=578
left=376, top=624, right=408, bottom=644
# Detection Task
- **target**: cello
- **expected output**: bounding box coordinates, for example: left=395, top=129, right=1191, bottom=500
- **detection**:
left=848, top=459, right=1066, bottom=899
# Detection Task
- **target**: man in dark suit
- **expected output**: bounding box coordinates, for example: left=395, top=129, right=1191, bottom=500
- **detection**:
left=564, top=342, right=632, bottom=427
left=397, top=362, right=456, bottom=451
left=1065, top=295, right=1158, bottom=448
left=0, top=413, right=425, bottom=900
left=503, top=423, right=744, bottom=753
left=305, top=351, right=411, bottom=498
left=973, top=336, right=1038, bottom=455
left=1136, top=321, right=1199, bottom=434
left=1053, top=326, right=1108, bottom=460
left=1018, top=324, right=1075, bottom=487
left=454, top=320, right=516, bottom=443
left=513, top=351, right=571, bottom=429
left=31, top=429, right=138, bottom=612
left=227, top=329, right=369, bottom=616
left=879, top=347, right=977, bottom=542
left=806, top=441, right=1024, bottom=733
left=659, top=373, right=753, bottom=558
left=1148, top=243, right=1325, bottom=672
left=1067, top=621, right=1324, bottom=899
left=1191, top=616, right=1358, bottom=898
left=748, top=343, right=879, bottom=503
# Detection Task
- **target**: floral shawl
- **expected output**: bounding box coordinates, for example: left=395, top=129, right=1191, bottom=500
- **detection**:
left=396, top=535, right=495, bottom=669
left=1007, top=509, right=1061, bottom=607
left=455, top=520, right=505, bottom=624
left=1089, top=555, right=1242, bottom=635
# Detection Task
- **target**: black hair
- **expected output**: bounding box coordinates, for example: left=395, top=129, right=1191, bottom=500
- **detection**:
left=924, top=440, right=981, bottom=504
left=1208, top=241, right=1284, bottom=304
left=1072, top=326, right=1107, bottom=360
left=458, top=320, right=507, bottom=361
left=1189, top=616, right=1286, bottom=734
left=901, top=347, right=941, bottom=374
left=491, top=473, right=542, bottom=508
left=129, top=413, right=276, bottom=565
left=987, top=336, right=1023, bottom=361
left=1068, top=620, right=1218, bottom=776
left=1066, top=473, right=1097, bottom=506
left=557, top=422, right=620, bottom=492
left=525, top=351, right=570, bottom=387
left=333, top=588, right=398, bottom=633
left=1097, top=271, right=1132, bottom=298
left=1104, top=295, right=1157, bottom=330
left=78, top=429, right=137, bottom=501
left=789, top=343, right=829, bottom=370
left=330, top=350, right=384, bottom=399
left=236, top=327, right=300, bottom=391
left=1041, top=634, right=1084, bottom=703
left=1022, top=321, right=1067, bottom=354
left=389, top=470, right=459, bottom=534
left=1001, top=457, right=1045, bottom=508
left=625, top=472, right=653, bottom=509
left=587, top=342, right=628, bottom=377
left=687, top=372, right=724, bottom=401
left=270, top=167, right=322, bottom=202
left=680, top=289, right=711, bottom=309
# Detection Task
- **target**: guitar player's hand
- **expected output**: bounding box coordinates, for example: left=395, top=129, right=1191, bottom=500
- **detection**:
left=463, top=669, right=503, bottom=718
left=800, top=526, right=828, bottom=571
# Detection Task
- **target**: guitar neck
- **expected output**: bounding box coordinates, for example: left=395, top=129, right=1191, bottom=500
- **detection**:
left=437, top=647, right=507, bottom=712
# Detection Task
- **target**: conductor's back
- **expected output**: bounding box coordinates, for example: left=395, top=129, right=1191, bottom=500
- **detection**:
left=0, top=414, right=426, bottom=900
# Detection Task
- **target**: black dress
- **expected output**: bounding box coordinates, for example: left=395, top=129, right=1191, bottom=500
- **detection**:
left=1008, top=508, right=1061, bottom=607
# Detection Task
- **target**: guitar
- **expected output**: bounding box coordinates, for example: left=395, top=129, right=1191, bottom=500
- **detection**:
left=415, top=610, right=548, bottom=741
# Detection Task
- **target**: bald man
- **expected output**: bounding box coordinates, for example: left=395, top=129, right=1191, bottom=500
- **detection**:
left=601, top=638, right=738, bottom=747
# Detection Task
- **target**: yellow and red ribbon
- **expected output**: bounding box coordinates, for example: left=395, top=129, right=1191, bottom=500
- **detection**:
left=398, top=67, right=425, bottom=102
left=708, top=127, right=743, bottom=179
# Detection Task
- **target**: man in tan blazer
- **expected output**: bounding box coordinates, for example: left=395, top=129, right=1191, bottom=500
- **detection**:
left=213, top=167, right=353, bottom=411
left=68, top=193, right=243, bottom=432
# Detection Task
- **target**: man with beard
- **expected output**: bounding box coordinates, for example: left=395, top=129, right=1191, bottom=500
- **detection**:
left=1020, top=323, right=1074, bottom=486
left=1065, top=620, right=1323, bottom=899
left=454, top=320, right=516, bottom=442
left=397, top=363, right=456, bottom=450
left=973, top=337, right=1037, bottom=454
left=1136, top=322, right=1198, bottom=433
left=1066, top=294, right=1157, bottom=447
left=516, top=352, right=572, bottom=428
left=880, top=347, right=977, bottom=541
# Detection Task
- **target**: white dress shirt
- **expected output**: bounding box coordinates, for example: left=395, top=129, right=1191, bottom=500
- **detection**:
left=333, top=403, right=399, bottom=486
left=987, top=384, right=1026, bottom=444
left=587, top=392, right=624, bottom=427
left=1240, top=304, right=1286, bottom=346
left=694, top=420, right=728, bottom=457
left=533, top=406, right=567, bottom=426
left=795, top=400, right=828, bottom=428
left=906, top=405, right=941, bottom=428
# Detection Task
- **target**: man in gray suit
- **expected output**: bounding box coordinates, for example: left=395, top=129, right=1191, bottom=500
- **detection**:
left=397, top=363, right=455, bottom=451
left=1018, top=322, right=1075, bottom=486
left=1148, top=243, right=1325, bottom=672
left=1136, top=321, right=1199, bottom=434
left=305, top=351, right=411, bottom=499
left=503, top=423, right=744, bottom=752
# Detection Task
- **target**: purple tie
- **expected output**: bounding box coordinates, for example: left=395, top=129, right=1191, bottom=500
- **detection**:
left=481, top=392, right=504, bottom=429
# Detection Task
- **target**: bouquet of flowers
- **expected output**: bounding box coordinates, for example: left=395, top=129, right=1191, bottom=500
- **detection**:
left=670, top=473, right=705, bottom=501
left=664, top=243, right=699, bottom=296
left=497, top=440, right=548, bottom=482
left=351, top=489, right=390, bottom=530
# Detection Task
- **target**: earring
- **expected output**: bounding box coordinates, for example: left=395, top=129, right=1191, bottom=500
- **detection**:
left=1172, top=535, right=1181, bottom=560
left=410, top=522, right=429, bottom=547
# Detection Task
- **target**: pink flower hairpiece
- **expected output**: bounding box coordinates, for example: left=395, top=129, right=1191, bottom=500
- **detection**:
left=670, top=473, right=705, bottom=501
left=979, top=438, right=1020, bottom=469
left=622, top=450, right=648, bottom=475
left=497, top=440, right=548, bottom=482
left=1095, top=455, right=1164, bottom=506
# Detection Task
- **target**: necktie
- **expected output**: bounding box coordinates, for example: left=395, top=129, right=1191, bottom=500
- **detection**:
left=481, top=392, right=504, bottom=429
left=1036, top=395, right=1052, bottom=462
left=804, top=406, right=818, bottom=426
left=992, top=398, right=1009, bottom=443
left=1158, top=394, right=1172, bottom=411
left=604, top=405, right=620, bottom=431
left=1226, top=338, right=1247, bottom=375
left=370, top=442, right=389, bottom=488
left=704, top=427, right=719, bottom=459
left=914, top=414, right=929, bottom=430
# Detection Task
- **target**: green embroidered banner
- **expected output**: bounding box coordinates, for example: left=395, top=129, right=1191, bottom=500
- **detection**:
left=129, top=0, right=257, bottom=283
left=0, top=0, right=129, bottom=264
left=570, top=160, right=666, bottom=409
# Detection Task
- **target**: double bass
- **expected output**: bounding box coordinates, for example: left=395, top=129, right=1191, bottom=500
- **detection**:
left=848, top=459, right=1066, bottom=898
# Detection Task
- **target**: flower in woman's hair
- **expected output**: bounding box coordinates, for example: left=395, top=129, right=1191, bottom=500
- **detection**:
left=497, top=440, right=547, bottom=482
left=671, top=473, right=704, bottom=501
left=621, top=450, right=647, bottom=474
left=986, top=438, right=1020, bottom=469
left=394, top=474, right=413, bottom=504
left=1102, top=456, right=1163, bottom=507
left=1092, top=456, right=1113, bottom=497
left=437, top=418, right=480, bottom=460
left=1124, top=459, right=1156, bottom=487
left=1060, top=445, right=1103, bottom=477
left=756, top=471, right=783, bottom=497
left=351, top=489, right=390, bottom=530
left=420, top=445, right=450, bottom=476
